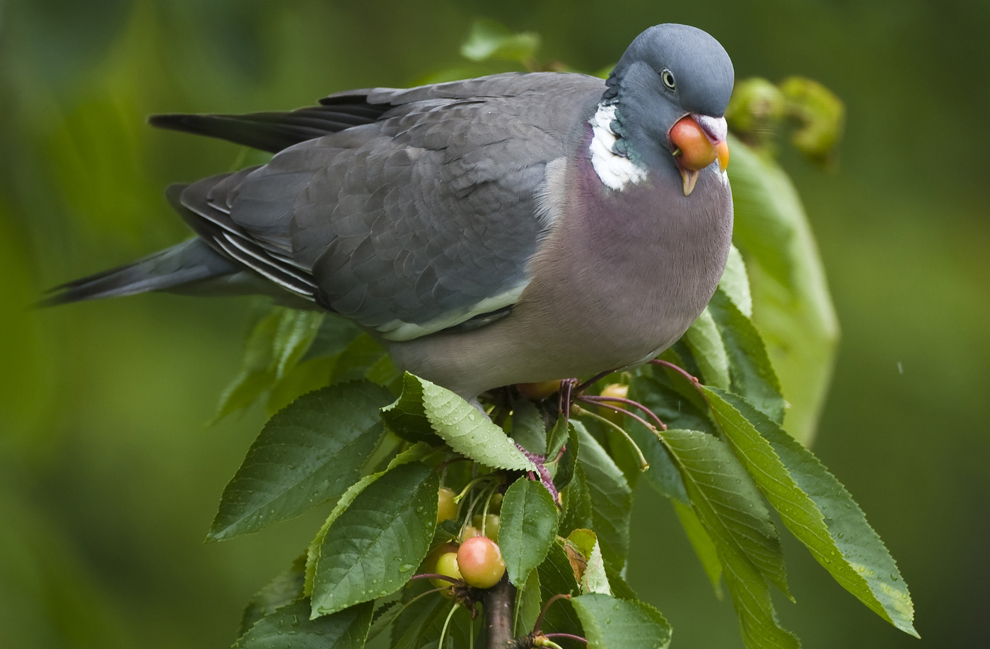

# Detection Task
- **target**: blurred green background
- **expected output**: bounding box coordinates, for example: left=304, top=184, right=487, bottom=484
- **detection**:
left=1, top=0, right=988, bottom=647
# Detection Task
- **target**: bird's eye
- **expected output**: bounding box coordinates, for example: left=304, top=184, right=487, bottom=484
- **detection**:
left=661, top=69, right=676, bottom=90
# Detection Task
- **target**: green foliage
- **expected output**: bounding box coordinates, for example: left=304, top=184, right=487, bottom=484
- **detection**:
left=720, top=543, right=801, bottom=649
left=190, top=19, right=912, bottom=649
left=239, top=555, right=307, bottom=635
left=671, top=500, right=723, bottom=598
left=571, top=594, right=672, bottom=649
left=659, top=429, right=792, bottom=598
left=704, top=388, right=917, bottom=636
left=573, top=423, right=633, bottom=570
left=383, top=373, right=537, bottom=472
left=499, top=477, right=559, bottom=586
left=235, top=600, right=373, bottom=649
left=513, top=568, right=543, bottom=636
left=728, top=136, right=840, bottom=444
left=310, top=462, right=438, bottom=617
left=707, top=288, right=786, bottom=423
left=567, top=529, right=611, bottom=595
left=215, top=307, right=325, bottom=420
left=208, top=381, right=394, bottom=541
left=460, top=19, right=541, bottom=66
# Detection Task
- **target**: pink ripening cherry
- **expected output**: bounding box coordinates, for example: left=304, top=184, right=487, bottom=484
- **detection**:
left=456, top=536, right=506, bottom=589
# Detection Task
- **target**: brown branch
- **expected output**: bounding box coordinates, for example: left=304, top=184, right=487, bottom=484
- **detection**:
left=484, top=575, right=518, bottom=649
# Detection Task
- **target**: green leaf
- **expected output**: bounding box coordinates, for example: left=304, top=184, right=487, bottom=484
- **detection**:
left=720, top=543, right=800, bottom=649
left=513, top=567, right=543, bottom=637
left=705, top=388, right=917, bottom=636
left=571, top=594, right=672, bottom=649
left=272, top=311, right=326, bottom=380
left=305, top=442, right=432, bottom=588
left=215, top=307, right=326, bottom=420
left=214, top=309, right=285, bottom=418
left=301, top=314, right=363, bottom=362
left=310, top=462, right=438, bottom=617
left=383, top=373, right=537, bottom=471
left=546, top=415, right=570, bottom=460
left=604, top=424, right=645, bottom=491
left=559, top=464, right=593, bottom=537
left=537, top=542, right=584, bottom=642
left=658, top=429, right=791, bottom=598
left=388, top=579, right=476, bottom=649
left=707, top=289, right=786, bottom=423
left=379, top=373, right=442, bottom=444
left=365, top=353, right=401, bottom=388
left=568, top=530, right=610, bottom=596
left=499, top=477, right=559, bottom=586
left=604, top=563, right=638, bottom=601
left=719, top=244, right=753, bottom=317
left=235, top=600, right=373, bottom=649
left=460, top=19, right=540, bottom=64
left=367, top=600, right=401, bottom=641
left=305, top=469, right=389, bottom=597
left=629, top=362, right=714, bottom=435
left=209, top=381, right=395, bottom=541
left=627, top=420, right=689, bottom=505
left=265, top=357, right=335, bottom=416
left=549, top=422, right=579, bottom=491
left=684, top=308, right=731, bottom=389
left=329, top=334, right=389, bottom=385
left=671, top=500, right=723, bottom=599
left=573, top=422, right=632, bottom=569
left=390, top=580, right=451, bottom=649
left=240, top=555, right=307, bottom=636
left=507, top=400, right=547, bottom=455
left=304, top=440, right=442, bottom=598
left=728, top=136, right=839, bottom=444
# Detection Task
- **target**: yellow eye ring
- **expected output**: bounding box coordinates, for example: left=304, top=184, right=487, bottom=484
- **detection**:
left=661, top=69, right=676, bottom=90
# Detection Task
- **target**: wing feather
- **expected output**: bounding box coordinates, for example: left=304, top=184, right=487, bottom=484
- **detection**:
left=165, top=73, right=605, bottom=339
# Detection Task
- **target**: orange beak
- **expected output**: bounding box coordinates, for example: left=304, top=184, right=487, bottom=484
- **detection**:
left=669, top=115, right=730, bottom=196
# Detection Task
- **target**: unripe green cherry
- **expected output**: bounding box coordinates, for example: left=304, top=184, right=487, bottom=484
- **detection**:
left=516, top=380, right=562, bottom=400
left=437, top=487, right=458, bottom=523
left=421, top=541, right=458, bottom=574
left=459, top=525, right=481, bottom=542
left=488, top=492, right=503, bottom=514
left=472, top=514, right=500, bottom=541
left=431, top=551, right=463, bottom=589
left=457, top=536, right=506, bottom=589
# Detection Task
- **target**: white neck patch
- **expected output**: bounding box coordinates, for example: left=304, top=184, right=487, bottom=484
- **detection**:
left=589, top=103, right=648, bottom=191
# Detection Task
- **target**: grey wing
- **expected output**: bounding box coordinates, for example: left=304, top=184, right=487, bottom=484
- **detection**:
left=181, top=72, right=605, bottom=340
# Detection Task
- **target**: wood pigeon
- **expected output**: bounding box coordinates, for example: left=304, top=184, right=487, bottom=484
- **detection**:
left=47, top=24, right=735, bottom=399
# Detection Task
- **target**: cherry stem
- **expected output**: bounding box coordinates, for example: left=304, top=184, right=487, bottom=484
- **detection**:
left=558, top=379, right=577, bottom=425
left=542, top=633, right=589, bottom=644
left=437, top=601, right=460, bottom=649
left=574, top=369, right=614, bottom=394
left=410, top=573, right=463, bottom=585
left=516, top=442, right=560, bottom=504
left=574, top=396, right=659, bottom=440
left=534, top=640, right=565, bottom=649
left=580, top=394, right=668, bottom=431
left=570, top=403, right=649, bottom=471
left=455, top=476, right=490, bottom=503
left=437, top=456, right=471, bottom=473
left=649, top=359, right=714, bottom=410
left=533, top=593, right=571, bottom=634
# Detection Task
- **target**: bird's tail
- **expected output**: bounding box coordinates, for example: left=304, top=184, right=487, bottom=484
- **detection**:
left=40, top=238, right=239, bottom=306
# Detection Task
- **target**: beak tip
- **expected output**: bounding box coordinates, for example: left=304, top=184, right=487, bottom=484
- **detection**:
left=680, top=168, right=700, bottom=196
left=716, top=141, right=730, bottom=173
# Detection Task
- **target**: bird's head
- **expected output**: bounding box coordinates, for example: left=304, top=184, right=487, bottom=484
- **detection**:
left=604, top=24, right=734, bottom=195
